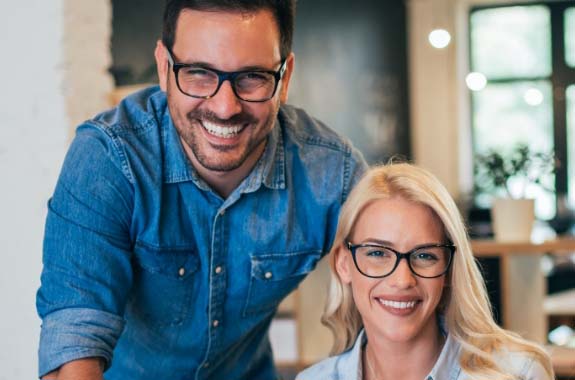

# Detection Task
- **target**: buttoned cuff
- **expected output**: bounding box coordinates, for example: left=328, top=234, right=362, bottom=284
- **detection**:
left=38, top=308, right=125, bottom=378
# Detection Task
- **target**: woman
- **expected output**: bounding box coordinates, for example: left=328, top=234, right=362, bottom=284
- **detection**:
left=297, top=163, right=553, bottom=380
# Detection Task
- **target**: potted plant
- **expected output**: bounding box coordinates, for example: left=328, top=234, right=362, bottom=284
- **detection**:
left=474, top=144, right=555, bottom=242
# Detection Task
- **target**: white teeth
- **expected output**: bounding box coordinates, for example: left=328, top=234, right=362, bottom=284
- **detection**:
left=378, top=299, right=417, bottom=309
left=202, top=121, right=243, bottom=138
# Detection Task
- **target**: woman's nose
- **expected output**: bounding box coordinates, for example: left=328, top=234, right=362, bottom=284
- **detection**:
left=388, top=258, right=417, bottom=289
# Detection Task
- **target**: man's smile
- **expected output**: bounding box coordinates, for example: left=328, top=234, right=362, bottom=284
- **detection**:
left=200, top=120, right=247, bottom=139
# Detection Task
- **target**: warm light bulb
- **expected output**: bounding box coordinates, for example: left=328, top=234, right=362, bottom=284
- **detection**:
left=465, top=72, right=487, bottom=91
left=428, top=29, right=451, bottom=49
left=524, top=88, right=543, bottom=106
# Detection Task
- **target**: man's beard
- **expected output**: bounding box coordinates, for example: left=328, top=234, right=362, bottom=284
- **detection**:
left=179, top=107, right=276, bottom=172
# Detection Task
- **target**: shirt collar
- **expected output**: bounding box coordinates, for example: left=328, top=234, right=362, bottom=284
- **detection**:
left=237, top=121, right=285, bottom=193
left=344, top=329, right=367, bottom=379
left=426, top=333, right=462, bottom=380
left=161, top=104, right=286, bottom=192
left=161, top=102, right=198, bottom=185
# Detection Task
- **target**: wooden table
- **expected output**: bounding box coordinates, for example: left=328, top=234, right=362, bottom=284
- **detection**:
left=472, top=239, right=575, bottom=376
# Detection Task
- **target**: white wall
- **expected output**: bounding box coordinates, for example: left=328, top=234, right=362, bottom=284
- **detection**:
left=407, top=0, right=472, bottom=199
left=0, top=2, right=66, bottom=378
left=0, top=2, right=112, bottom=378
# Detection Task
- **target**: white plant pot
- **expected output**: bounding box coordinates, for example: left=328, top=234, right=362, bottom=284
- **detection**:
left=491, top=198, right=535, bottom=242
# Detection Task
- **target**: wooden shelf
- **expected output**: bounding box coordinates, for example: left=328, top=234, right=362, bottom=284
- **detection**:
left=547, top=345, right=575, bottom=377
left=472, top=238, right=575, bottom=257
left=545, top=289, right=575, bottom=316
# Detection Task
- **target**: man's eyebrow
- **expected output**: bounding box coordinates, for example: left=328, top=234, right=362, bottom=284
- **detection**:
left=176, top=60, right=276, bottom=72
left=175, top=60, right=216, bottom=69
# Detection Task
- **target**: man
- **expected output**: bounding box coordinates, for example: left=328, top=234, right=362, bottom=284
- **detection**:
left=37, top=1, right=367, bottom=379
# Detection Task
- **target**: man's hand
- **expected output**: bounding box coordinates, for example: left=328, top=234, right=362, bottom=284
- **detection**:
left=42, top=357, right=104, bottom=380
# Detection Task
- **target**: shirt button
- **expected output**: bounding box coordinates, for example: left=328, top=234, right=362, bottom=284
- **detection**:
left=213, top=320, right=219, bottom=327
left=203, top=362, right=210, bottom=368
left=219, top=209, right=225, bottom=216
left=178, top=267, right=185, bottom=277
left=215, top=266, right=222, bottom=274
left=264, top=271, right=273, bottom=279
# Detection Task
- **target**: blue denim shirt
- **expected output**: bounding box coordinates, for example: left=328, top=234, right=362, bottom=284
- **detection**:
left=296, top=329, right=551, bottom=380
left=36, top=86, right=367, bottom=380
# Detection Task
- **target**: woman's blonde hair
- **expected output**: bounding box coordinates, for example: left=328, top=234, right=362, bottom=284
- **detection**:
left=322, top=163, right=553, bottom=380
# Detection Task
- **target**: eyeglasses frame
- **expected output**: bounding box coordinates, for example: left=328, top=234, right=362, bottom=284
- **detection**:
left=165, top=48, right=287, bottom=103
left=345, top=241, right=456, bottom=279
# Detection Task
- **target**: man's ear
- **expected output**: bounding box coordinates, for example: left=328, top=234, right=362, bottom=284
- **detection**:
left=278, top=52, right=295, bottom=104
left=335, top=244, right=353, bottom=284
left=154, top=40, right=169, bottom=92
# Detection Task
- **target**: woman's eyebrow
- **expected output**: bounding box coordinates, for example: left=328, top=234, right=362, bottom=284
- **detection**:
left=358, top=239, right=446, bottom=249
left=360, top=238, right=394, bottom=246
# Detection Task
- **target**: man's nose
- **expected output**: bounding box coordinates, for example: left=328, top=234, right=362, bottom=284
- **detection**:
left=207, top=80, right=243, bottom=119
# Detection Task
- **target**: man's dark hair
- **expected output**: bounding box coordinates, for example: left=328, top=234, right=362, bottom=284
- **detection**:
left=162, top=0, right=296, bottom=59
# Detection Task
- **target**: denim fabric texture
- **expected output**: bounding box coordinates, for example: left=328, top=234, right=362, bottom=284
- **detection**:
left=296, top=328, right=551, bottom=380
left=36, top=86, right=367, bottom=380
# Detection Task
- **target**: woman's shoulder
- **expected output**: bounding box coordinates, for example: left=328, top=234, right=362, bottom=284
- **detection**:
left=446, top=334, right=552, bottom=380
left=497, top=352, right=551, bottom=380
left=490, top=349, right=552, bottom=380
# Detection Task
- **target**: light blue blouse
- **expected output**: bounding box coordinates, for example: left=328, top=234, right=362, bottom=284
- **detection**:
left=296, top=329, right=551, bottom=380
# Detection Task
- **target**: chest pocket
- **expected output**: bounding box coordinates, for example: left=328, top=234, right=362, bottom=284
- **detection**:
left=243, top=250, right=322, bottom=317
left=129, top=242, right=200, bottom=327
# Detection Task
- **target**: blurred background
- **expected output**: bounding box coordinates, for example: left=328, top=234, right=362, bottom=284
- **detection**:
left=1, top=0, right=574, bottom=379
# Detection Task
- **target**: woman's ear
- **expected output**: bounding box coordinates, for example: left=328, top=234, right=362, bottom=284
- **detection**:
left=335, top=244, right=353, bottom=284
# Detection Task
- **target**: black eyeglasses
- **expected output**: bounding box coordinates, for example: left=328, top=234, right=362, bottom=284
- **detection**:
left=345, top=241, right=455, bottom=279
left=165, top=48, right=287, bottom=103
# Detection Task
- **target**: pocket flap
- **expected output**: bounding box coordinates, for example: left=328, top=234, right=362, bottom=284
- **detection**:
left=134, top=242, right=199, bottom=279
left=250, top=250, right=322, bottom=282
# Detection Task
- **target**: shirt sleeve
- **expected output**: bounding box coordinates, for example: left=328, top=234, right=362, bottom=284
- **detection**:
left=342, top=144, right=368, bottom=203
left=36, top=124, right=135, bottom=377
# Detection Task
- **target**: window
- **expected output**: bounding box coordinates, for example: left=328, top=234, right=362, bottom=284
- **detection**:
left=470, top=3, right=575, bottom=220
left=566, top=7, right=575, bottom=68
left=568, top=85, right=575, bottom=206
left=471, top=6, right=551, bottom=79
